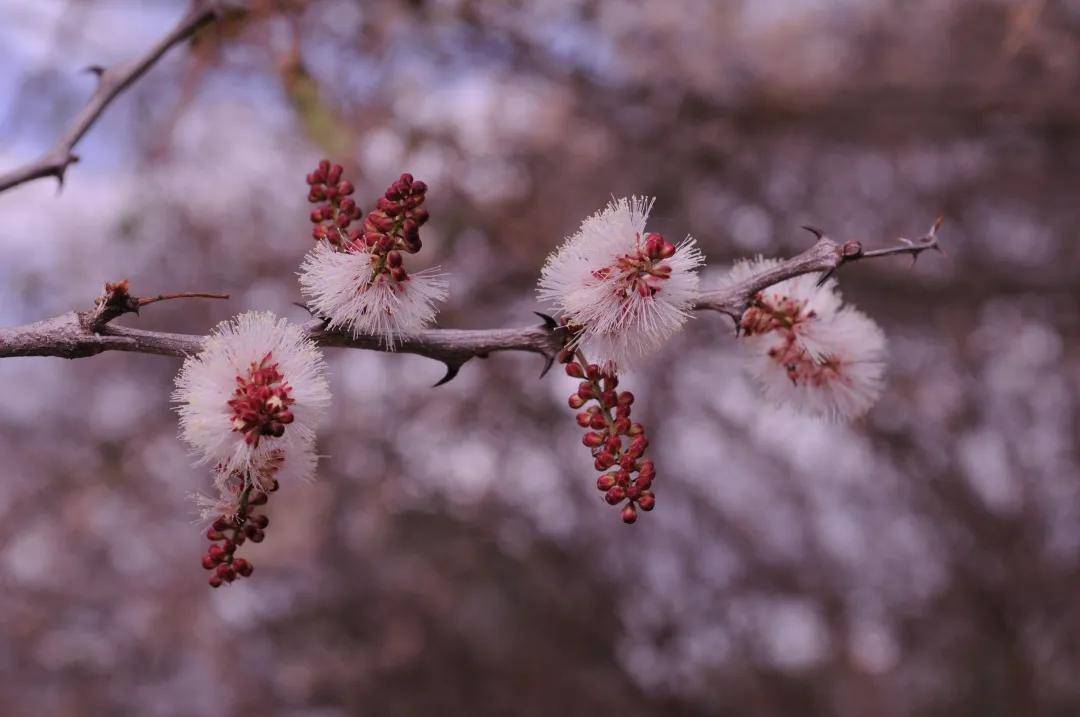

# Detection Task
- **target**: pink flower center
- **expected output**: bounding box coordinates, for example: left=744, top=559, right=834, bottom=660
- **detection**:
left=592, top=232, right=677, bottom=298
left=227, top=353, right=295, bottom=447
left=740, top=292, right=816, bottom=336
left=768, top=336, right=847, bottom=388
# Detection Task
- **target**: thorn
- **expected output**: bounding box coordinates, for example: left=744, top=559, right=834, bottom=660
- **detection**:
left=534, top=311, right=558, bottom=330
left=83, top=65, right=106, bottom=77
left=538, top=354, right=556, bottom=379
left=433, top=361, right=464, bottom=387
left=816, top=268, right=837, bottom=286
left=801, top=225, right=825, bottom=240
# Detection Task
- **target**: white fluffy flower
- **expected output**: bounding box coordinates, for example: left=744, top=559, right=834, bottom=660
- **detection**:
left=299, top=241, right=448, bottom=349
left=727, top=258, right=886, bottom=420
left=537, top=196, right=703, bottom=370
left=173, top=311, right=331, bottom=484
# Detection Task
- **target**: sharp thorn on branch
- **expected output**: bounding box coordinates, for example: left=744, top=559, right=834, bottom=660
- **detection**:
left=534, top=311, right=558, bottom=330
left=801, top=225, right=825, bottom=240
left=816, top=268, right=837, bottom=286
left=433, top=360, right=464, bottom=387
left=538, top=354, right=556, bottom=379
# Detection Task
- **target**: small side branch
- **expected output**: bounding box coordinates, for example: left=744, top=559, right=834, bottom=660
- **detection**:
left=0, top=0, right=234, bottom=194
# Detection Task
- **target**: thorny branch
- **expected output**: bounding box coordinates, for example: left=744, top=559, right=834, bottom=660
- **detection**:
left=0, top=0, right=237, bottom=194
left=0, top=221, right=944, bottom=384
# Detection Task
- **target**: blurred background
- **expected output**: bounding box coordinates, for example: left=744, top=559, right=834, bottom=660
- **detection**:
left=1, top=0, right=1079, bottom=714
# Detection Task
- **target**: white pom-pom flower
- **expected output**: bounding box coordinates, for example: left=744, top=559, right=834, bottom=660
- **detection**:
left=299, top=241, right=448, bottom=349
left=727, top=258, right=886, bottom=420
left=538, top=196, right=704, bottom=370
left=173, top=311, right=331, bottom=484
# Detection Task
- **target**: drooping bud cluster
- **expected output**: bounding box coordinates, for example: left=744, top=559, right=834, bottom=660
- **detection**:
left=538, top=196, right=703, bottom=371
left=199, top=454, right=281, bottom=588
left=560, top=350, right=656, bottom=524
left=726, top=258, right=886, bottom=419
left=228, top=353, right=295, bottom=447
left=307, top=160, right=360, bottom=250
left=299, top=164, right=447, bottom=348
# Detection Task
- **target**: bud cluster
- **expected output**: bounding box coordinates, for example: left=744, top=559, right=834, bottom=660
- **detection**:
left=560, top=350, right=656, bottom=524
left=227, top=352, right=295, bottom=448
left=362, top=172, right=430, bottom=256
left=306, top=160, right=359, bottom=250
left=201, top=457, right=281, bottom=588
left=306, top=162, right=431, bottom=285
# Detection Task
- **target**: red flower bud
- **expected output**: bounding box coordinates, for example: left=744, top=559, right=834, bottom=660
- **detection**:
left=605, top=485, right=627, bottom=505
left=589, top=414, right=606, bottom=430
left=594, top=452, right=616, bottom=470
left=576, top=412, right=591, bottom=428
left=387, top=250, right=403, bottom=268
left=234, top=558, right=254, bottom=577
left=337, top=180, right=354, bottom=196
left=621, top=504, right=638, bottom=524
left=637, top=492, right=656, bottom=511
left=568, top=395, right=585, bottom=409
left=582, top=432, right=605, bottom=448
left=565, top=363, right=584, bottom=378
left=596, top=474, right=617, bottom=491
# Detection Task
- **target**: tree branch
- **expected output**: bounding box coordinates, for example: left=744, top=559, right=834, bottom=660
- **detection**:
left=0, top=0, right=234, bottom=194
left=0, top=222, right=943, bottom=382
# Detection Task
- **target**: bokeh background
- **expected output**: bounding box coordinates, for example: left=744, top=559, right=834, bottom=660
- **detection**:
left=1, top=1, right=1079, bottom=715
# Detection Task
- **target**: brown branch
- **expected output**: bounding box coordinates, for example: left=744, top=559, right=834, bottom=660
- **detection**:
left=0, top=222, right=943, bottom=382
left=694, top=218, right=945, bottom=318
left=137, top=292, right=230, bottom=307
left=0, top=0, right=235, bottom=194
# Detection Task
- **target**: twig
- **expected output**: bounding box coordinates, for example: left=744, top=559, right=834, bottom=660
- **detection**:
left=137, top=292, right=230, bottom=307
left=0, top=0, right=234, bottom=194
left=0, top=222, right=943, bottom=382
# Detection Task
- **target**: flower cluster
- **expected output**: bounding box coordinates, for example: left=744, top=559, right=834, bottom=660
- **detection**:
left=538, top=196, right=703, bottom=372
left=173, top=311, right=330, bottom=586
left=561, top=351, right=656, bottom=524
left=728, top=258, right=886, bottom=419
left=300, top=164, right=447, bottom=348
